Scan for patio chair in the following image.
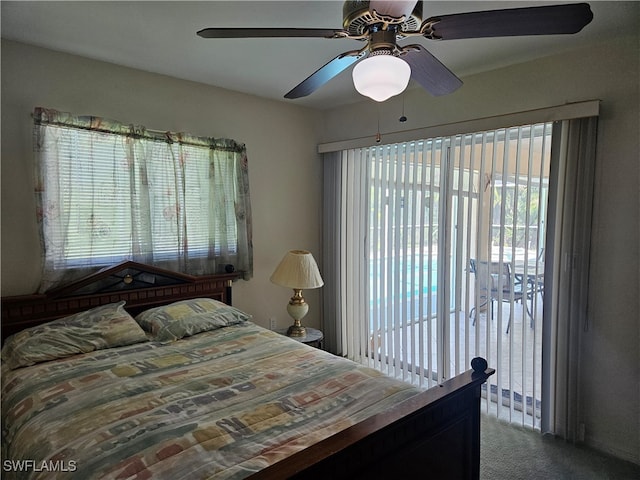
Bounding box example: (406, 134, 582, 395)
(469, 259, 533, 334)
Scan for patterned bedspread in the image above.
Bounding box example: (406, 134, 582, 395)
(2, 322, 422, 479)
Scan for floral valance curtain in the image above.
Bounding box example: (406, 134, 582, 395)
(33, 107, 252, 292)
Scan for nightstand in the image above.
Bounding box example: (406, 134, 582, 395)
(276, 327, 324, 349)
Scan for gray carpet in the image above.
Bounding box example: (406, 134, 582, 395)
(480, 414, 640, 479)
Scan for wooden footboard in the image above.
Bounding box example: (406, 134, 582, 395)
(251, 362, 494, 480)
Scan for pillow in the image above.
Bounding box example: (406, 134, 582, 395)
(1, 301, 148, 369)
(135, 298, 251, 342)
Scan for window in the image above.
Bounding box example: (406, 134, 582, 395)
(34, 107, 252, 291)
(323, 103, 599, 438)
(324, 123, 551, 423)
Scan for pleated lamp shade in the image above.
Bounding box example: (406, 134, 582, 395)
(270, 250, 324, 289)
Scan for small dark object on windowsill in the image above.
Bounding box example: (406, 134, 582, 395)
(225, 264, 235, 273)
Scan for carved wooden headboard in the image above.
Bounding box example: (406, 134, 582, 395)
(1, 261, 238, 341)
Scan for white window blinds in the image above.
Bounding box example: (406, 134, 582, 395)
(33, 107, 253, 292)
(324, 122, 554, 425)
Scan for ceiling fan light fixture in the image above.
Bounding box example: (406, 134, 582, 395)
(352, 53, 411, 102)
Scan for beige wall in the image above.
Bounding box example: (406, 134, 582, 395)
(2, 27, 638, 465)
(321, 33, 640, 464)
(0, 39, 324, 330)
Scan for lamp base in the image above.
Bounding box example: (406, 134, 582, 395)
(285, 290, 309, 337)
(287, 324, 307, 337)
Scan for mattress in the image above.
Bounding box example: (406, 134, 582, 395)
(2, 322, 422, 479)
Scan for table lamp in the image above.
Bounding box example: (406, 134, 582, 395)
(270, 250, 324, 337)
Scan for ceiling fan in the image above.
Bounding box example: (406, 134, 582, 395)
(197, 1, 593, 102)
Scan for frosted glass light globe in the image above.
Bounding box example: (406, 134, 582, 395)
(352, 55, 411, 102)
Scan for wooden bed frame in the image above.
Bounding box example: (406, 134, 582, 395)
(1, 261, 494, 480)
(0, 261, 237, 339)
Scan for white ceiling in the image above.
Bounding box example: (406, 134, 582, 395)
(1, 1, 637, 110)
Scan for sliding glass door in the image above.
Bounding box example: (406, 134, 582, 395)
(324, 122, 552, 427)
(447, 124, 551, 427)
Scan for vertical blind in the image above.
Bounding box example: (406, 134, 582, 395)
(541, 117, 598, 441)
(324, 122, 552, 425)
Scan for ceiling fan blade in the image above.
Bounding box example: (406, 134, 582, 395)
(197, 27, 345, 39)
(423, 3, 593, 40)
(402, 44, 463, 96)
(370, 0, 418, 19)
(285, 49, 366, 99)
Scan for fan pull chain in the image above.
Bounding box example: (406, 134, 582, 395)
(399, 93, 407, 123)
